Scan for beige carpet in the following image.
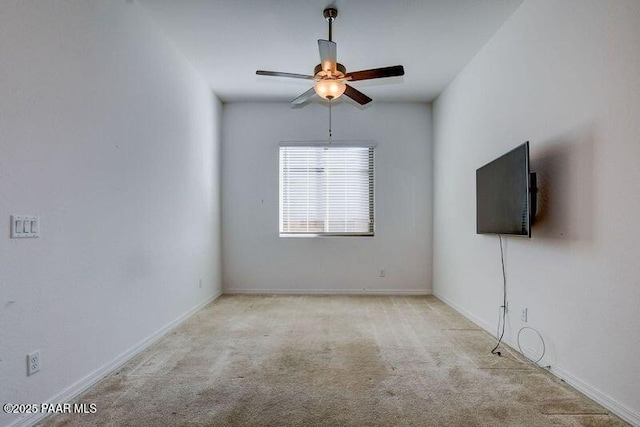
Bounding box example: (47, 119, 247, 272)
(39, 295, 627, 426)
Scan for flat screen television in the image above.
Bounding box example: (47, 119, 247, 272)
(476, 142, 536, 237)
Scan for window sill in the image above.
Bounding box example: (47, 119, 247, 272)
(279, 233, 375, 238)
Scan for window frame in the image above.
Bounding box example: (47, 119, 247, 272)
(278, 141, 376, 238)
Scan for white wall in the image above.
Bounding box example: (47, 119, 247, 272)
(432, 0, 640, 422)
(222, 102, 431, 294)
(0, 2, 222, 426)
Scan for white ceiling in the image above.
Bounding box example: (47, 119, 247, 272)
(137, 0, 523, 103)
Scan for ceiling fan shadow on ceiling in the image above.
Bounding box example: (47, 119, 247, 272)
(256, 6, 405, 107)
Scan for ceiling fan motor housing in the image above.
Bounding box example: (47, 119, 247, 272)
(314, 63, 346, 77)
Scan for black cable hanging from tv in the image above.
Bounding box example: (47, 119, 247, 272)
(491, 235, 507, 356)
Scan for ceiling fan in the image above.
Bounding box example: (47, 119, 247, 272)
(256, 7, 405, 106)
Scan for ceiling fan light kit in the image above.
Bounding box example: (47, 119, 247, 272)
(256, 6, 405, 106)
(314, 80, 346, 100)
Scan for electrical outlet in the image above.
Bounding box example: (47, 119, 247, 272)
(379, 269, 385, 277)
(520, 307, 528, 322)
(27, 350, 41, 376)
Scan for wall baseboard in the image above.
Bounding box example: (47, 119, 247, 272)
(8, 291, 222, 427)
(547, 364, 640, 426)
(224, 288, 431, 296)
(433, 290, 640, 426)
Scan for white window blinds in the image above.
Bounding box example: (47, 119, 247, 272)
(279, 145, 375, 236)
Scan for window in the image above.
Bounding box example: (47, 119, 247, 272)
(279, 143, 375, 236)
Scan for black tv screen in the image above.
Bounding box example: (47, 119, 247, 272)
(476, 142, 533, 237)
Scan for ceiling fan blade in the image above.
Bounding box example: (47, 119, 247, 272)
(344, 84, 372, 105)
(256, 70, 315, 80)
(344, 65, 404, 82)
(318, 39, 337, 73)
(291, 87, 317, 106)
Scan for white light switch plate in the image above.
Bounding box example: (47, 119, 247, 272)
(10, 215, 40, 238)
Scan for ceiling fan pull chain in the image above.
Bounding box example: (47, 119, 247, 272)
(329, 100, 332, 142)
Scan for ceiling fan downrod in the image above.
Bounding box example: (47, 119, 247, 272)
(323, 7, 338, 42)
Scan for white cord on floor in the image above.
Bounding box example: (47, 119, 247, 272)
(517, 326, 546, 365)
